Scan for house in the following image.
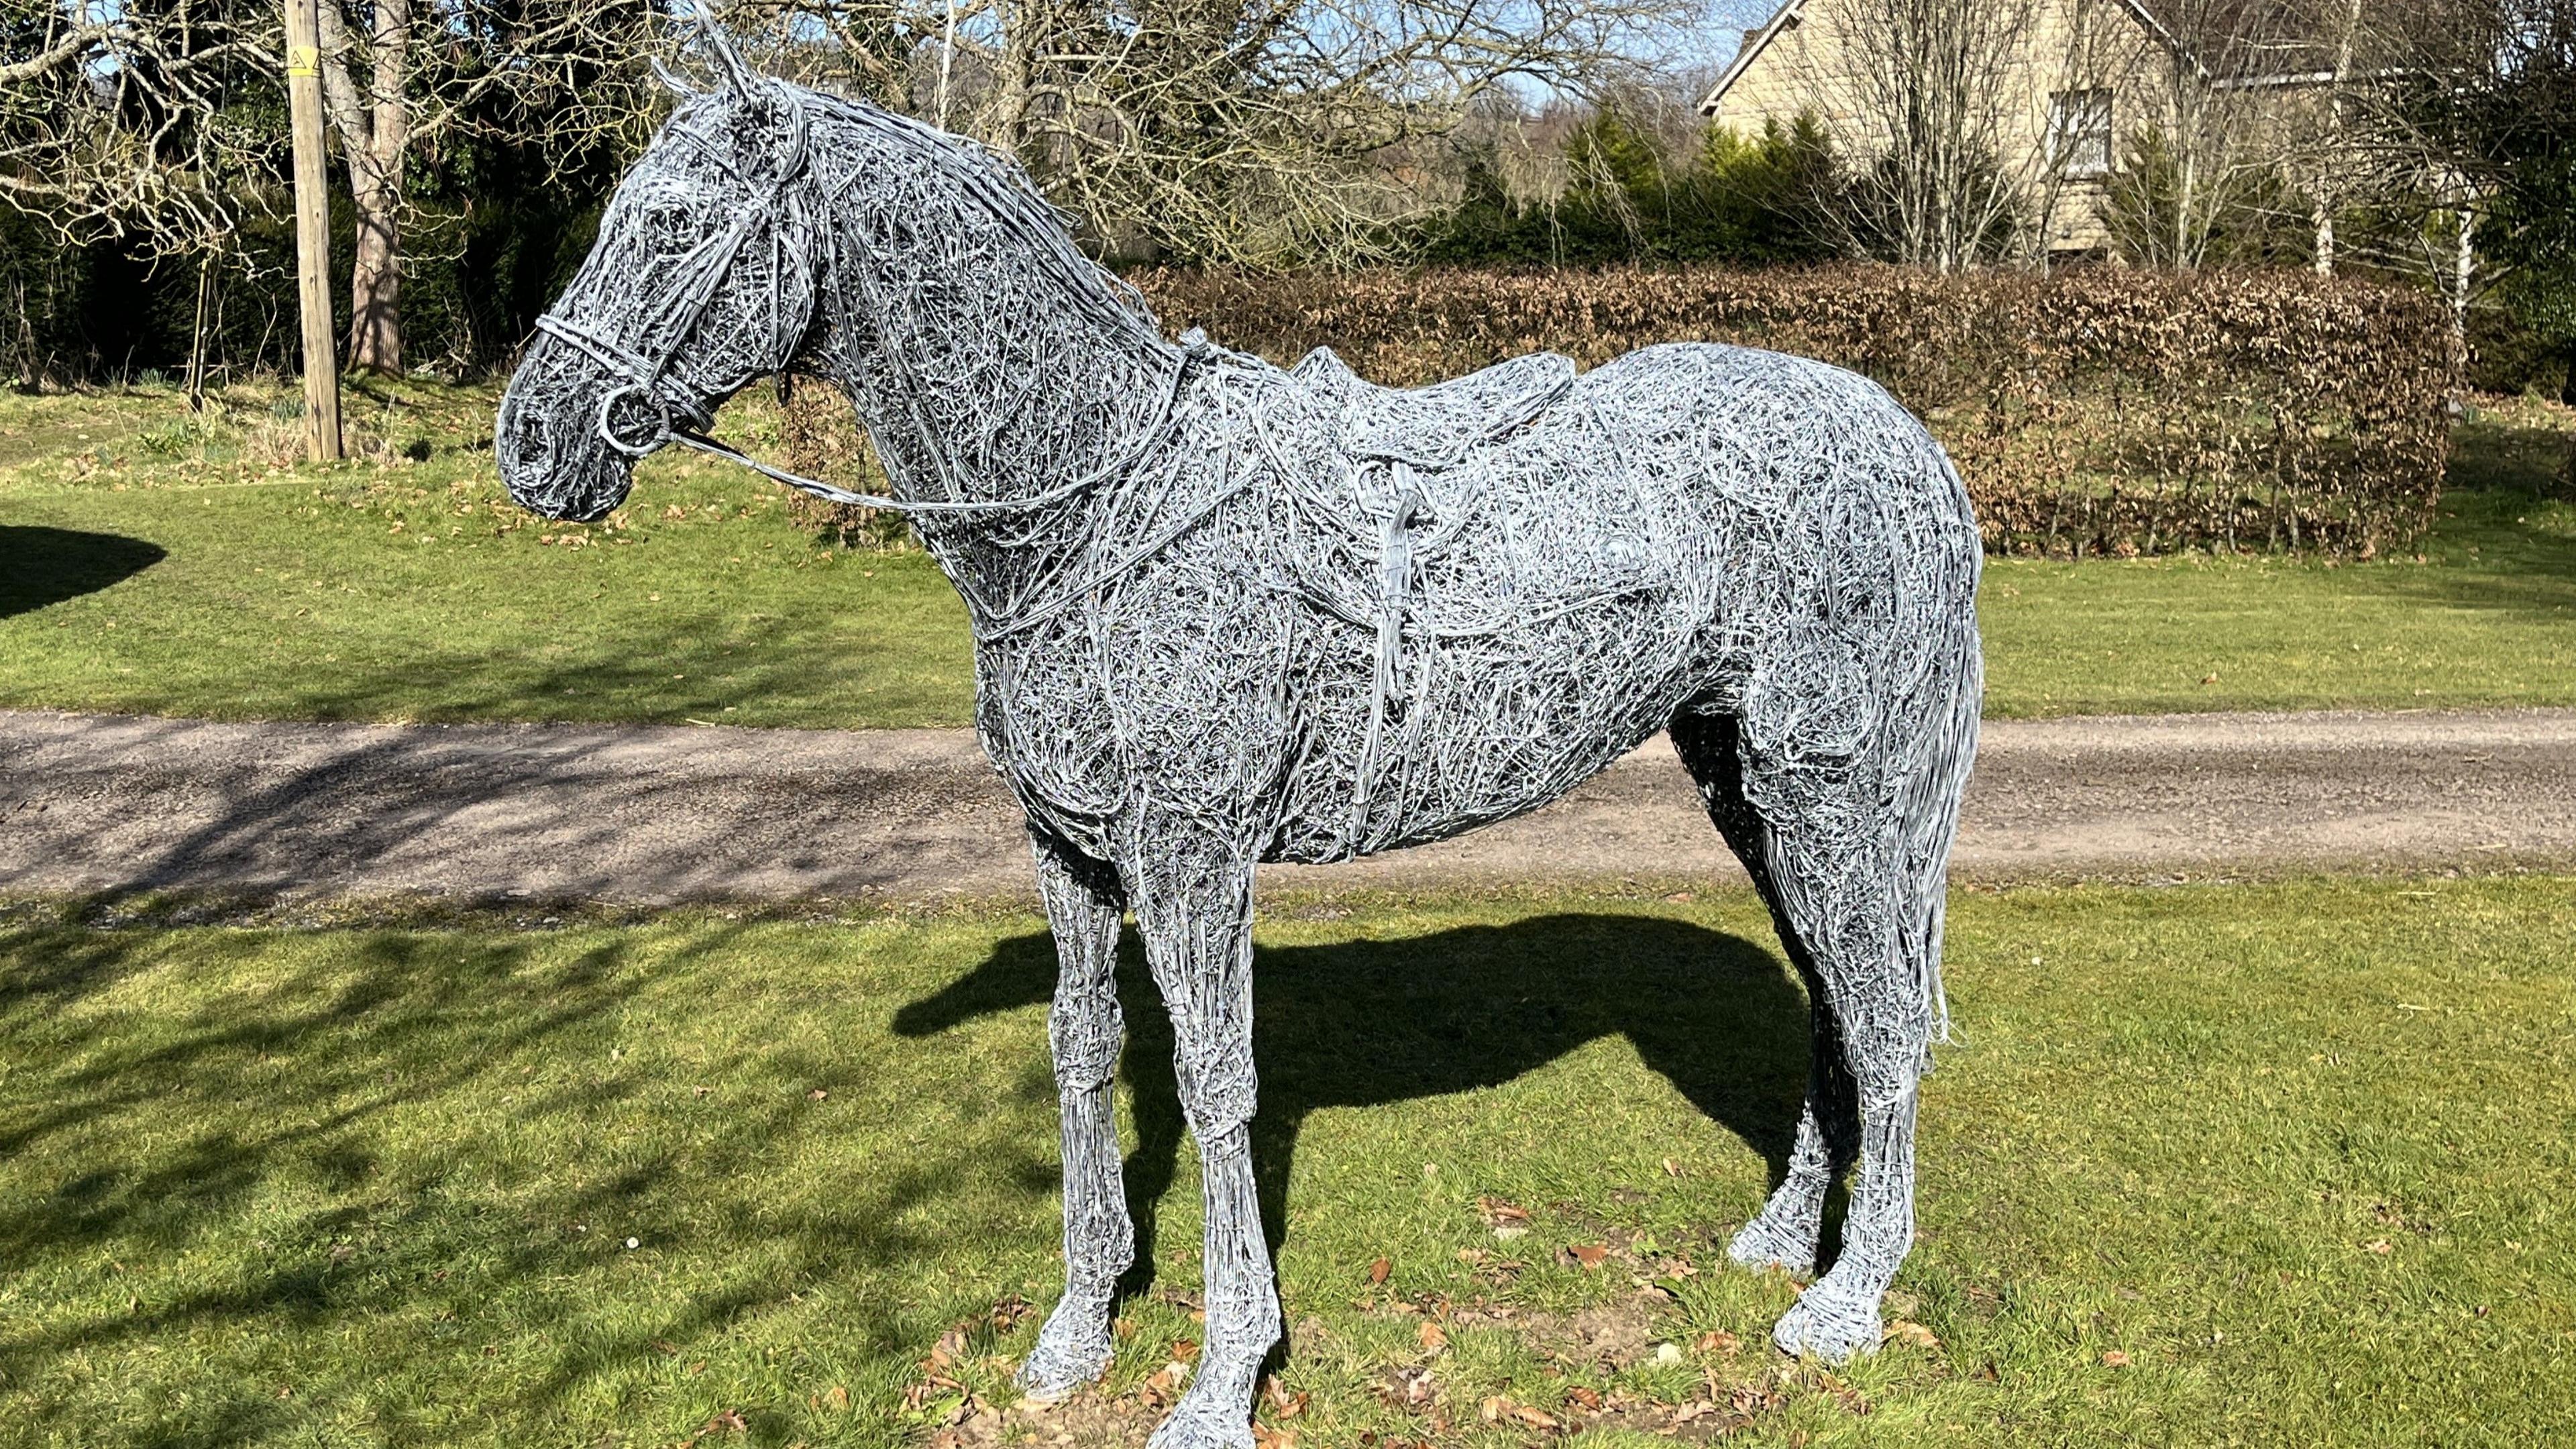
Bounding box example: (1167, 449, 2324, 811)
(1697, 0, 2377, 257)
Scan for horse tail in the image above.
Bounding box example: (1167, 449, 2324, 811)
(1896, 447, 1984, 1067)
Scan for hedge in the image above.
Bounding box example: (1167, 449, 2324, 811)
(1132, 265, 2457, 557)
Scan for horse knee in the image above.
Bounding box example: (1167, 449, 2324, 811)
(1049, 989, 1124, 1090)
(1172, 1046, 1257, 1140)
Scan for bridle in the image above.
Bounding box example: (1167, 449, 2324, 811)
(533, 87, 814, 472)
(531, 83, 1199, 521)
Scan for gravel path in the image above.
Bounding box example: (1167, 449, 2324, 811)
(5, 708, 2571, 906)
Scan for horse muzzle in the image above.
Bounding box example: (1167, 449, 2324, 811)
(494, 361, 639, 524)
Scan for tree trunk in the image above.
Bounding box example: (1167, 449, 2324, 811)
(347, 166, 402, 374)
(186, 247, 213, 412)
(317, 0, 410, 376)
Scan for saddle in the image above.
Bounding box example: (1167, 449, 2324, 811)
(1289, 346, 1575, 473)
(1280, 347, 1578, 857)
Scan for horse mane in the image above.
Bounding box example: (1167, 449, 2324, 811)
(784, 85, 1169, 352)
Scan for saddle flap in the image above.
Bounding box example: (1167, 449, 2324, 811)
(1292, 347, 1576, 471)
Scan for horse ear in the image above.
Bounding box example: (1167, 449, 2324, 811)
(697, 15, 761, 93)
(649, 56, 699, 100)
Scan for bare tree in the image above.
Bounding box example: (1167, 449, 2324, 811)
(828, 0, 1695, 264)
(314, 0, 411, 373)
(1786, 0, 2046, 270)
(2099, 0, 2324, 267)
(0, 1, 276, 257)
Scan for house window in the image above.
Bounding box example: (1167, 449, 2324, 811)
(2049, 89, 2113, 180)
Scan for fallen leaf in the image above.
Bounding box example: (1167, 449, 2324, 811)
(1368, 1256, 1391, 1285)
(1172, 1338, 1201, 1362)
(824, 1385, 850, 1410)
(1477, 1195, 1529, 1224)
(1728, 1385, 1769, 1413)
(1566, 1385, 1603, 1411)
(1695, 1330, 1741, 1355)
(1662, 1157, 1681, 1177)
(1263, 1376, 1311, 1418)
(1417, 1320, 1448, 1352)
(1510, 1405, 1561, 1430)
(1672, 1399, 1715, 1424)
(926, 1328, 969, 1371)
(806, 1087, 828, 1101)
(1564, 1242, 1611, 1270)
(2365, 1238, 2394, 1254)
(2102, 1350, 2132, 1367)
(1884, 1320, 1941, 1350)
(1385, 1366, 1438, 1408)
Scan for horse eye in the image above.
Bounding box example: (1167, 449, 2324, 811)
(642, 203, 698, 254)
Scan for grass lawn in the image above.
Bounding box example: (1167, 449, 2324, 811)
(3, 875, 2570, 1446)
(3, 381, 2572, 728)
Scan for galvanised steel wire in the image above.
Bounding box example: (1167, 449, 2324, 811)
(496, 40, 1984, 1447)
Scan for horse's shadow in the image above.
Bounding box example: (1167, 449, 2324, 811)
(895, 911, 1810, 1295)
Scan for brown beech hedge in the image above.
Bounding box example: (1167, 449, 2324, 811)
(1130, 265, 2455, 557)
(780, 266, 2455, 557)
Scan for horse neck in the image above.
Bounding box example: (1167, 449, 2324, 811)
(810, 113, 1181, 598)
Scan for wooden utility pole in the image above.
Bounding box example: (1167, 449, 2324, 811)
(284, 0, 343, 460)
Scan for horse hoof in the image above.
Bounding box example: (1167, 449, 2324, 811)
(1725, 1218, 1817, 1279)
(1770, 1289, 1880, 1363)
(1144, 1397, 1255, 1449)
(1017, 1325, 1114, 1399)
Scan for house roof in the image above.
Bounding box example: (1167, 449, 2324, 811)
(1696, 0, 1805, 117)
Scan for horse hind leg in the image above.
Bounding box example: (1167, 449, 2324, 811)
(1669, 710, 1858, 1280)
(1756, 790, 1932, 1357)
(1673, 703, 1957, 1361)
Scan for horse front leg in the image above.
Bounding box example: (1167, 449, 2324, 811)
(1124, 843, 1273, 1449)
(1018, 832, 1135, 1398)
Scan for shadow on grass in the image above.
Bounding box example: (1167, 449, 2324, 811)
(0, 525, 166, 617)
(899, 913, 1810, 1294)
(0, 910, 1799, 1440)
(0, 918, 946, 1440)
(2385, 423, 2576, 621)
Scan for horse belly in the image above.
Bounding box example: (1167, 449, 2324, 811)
(1263, 606, 1711, 865)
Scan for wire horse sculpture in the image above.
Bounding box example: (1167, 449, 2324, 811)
(497, 36, 1982, 1449)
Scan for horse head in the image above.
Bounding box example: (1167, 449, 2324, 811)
(496, 32, 822, 521)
